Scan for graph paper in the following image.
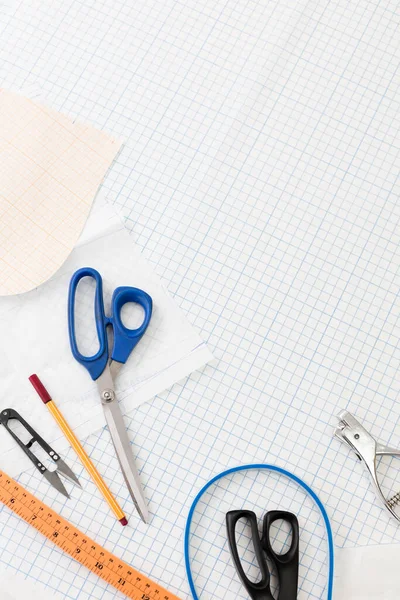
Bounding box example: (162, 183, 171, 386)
(1, 0, 400, 598)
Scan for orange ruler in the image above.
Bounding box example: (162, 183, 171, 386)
(0, 470, 181, 600)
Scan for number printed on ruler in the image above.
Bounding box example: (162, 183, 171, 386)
(0, 471, 181, 600)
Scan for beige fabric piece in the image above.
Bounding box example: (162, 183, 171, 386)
(0, 89, 121, 295)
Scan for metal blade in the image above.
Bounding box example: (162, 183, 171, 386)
(56, 458, 82, 488)
(43, 469, 70, 498)
(109, 360, 123, 381)
(102, 400, 149, 523)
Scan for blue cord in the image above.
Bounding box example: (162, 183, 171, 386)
(184, 464, 334, 600)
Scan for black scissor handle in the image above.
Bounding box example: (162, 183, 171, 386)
(262, 510, 299, 600)
(226, 510, 274, 600)
(0, 408, 59, 476)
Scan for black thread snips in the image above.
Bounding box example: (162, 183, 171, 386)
(0, 408, 81, 498)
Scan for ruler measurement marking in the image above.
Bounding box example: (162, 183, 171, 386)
(0, 472, 179, 600)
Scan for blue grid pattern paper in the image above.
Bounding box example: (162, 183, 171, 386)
(1, 0, 400, 598)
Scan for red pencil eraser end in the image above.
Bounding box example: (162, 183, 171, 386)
(119, 517, 128, 526)
(29, 374, 52, 404)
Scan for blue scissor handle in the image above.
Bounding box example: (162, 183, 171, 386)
(110, 285, 152, 364)
(68, 267, 109, 381)
(68, 267, 153, 381)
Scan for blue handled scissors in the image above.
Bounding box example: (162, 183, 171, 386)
(68, 267, 153, 523)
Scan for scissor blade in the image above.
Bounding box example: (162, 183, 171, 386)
(43, 469, 70, 498)
(102, 400, 149, 523)
(56, 458, 82, 488)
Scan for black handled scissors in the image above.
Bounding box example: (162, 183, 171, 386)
(226, 510, 299, 600)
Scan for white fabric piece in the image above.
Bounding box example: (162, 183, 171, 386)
(1, 565, 63, 600)
(335, 544, 400, 599)
(0, 198, 212, 477)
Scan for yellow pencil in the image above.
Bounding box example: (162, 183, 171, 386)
(29, 374, 128, 526)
